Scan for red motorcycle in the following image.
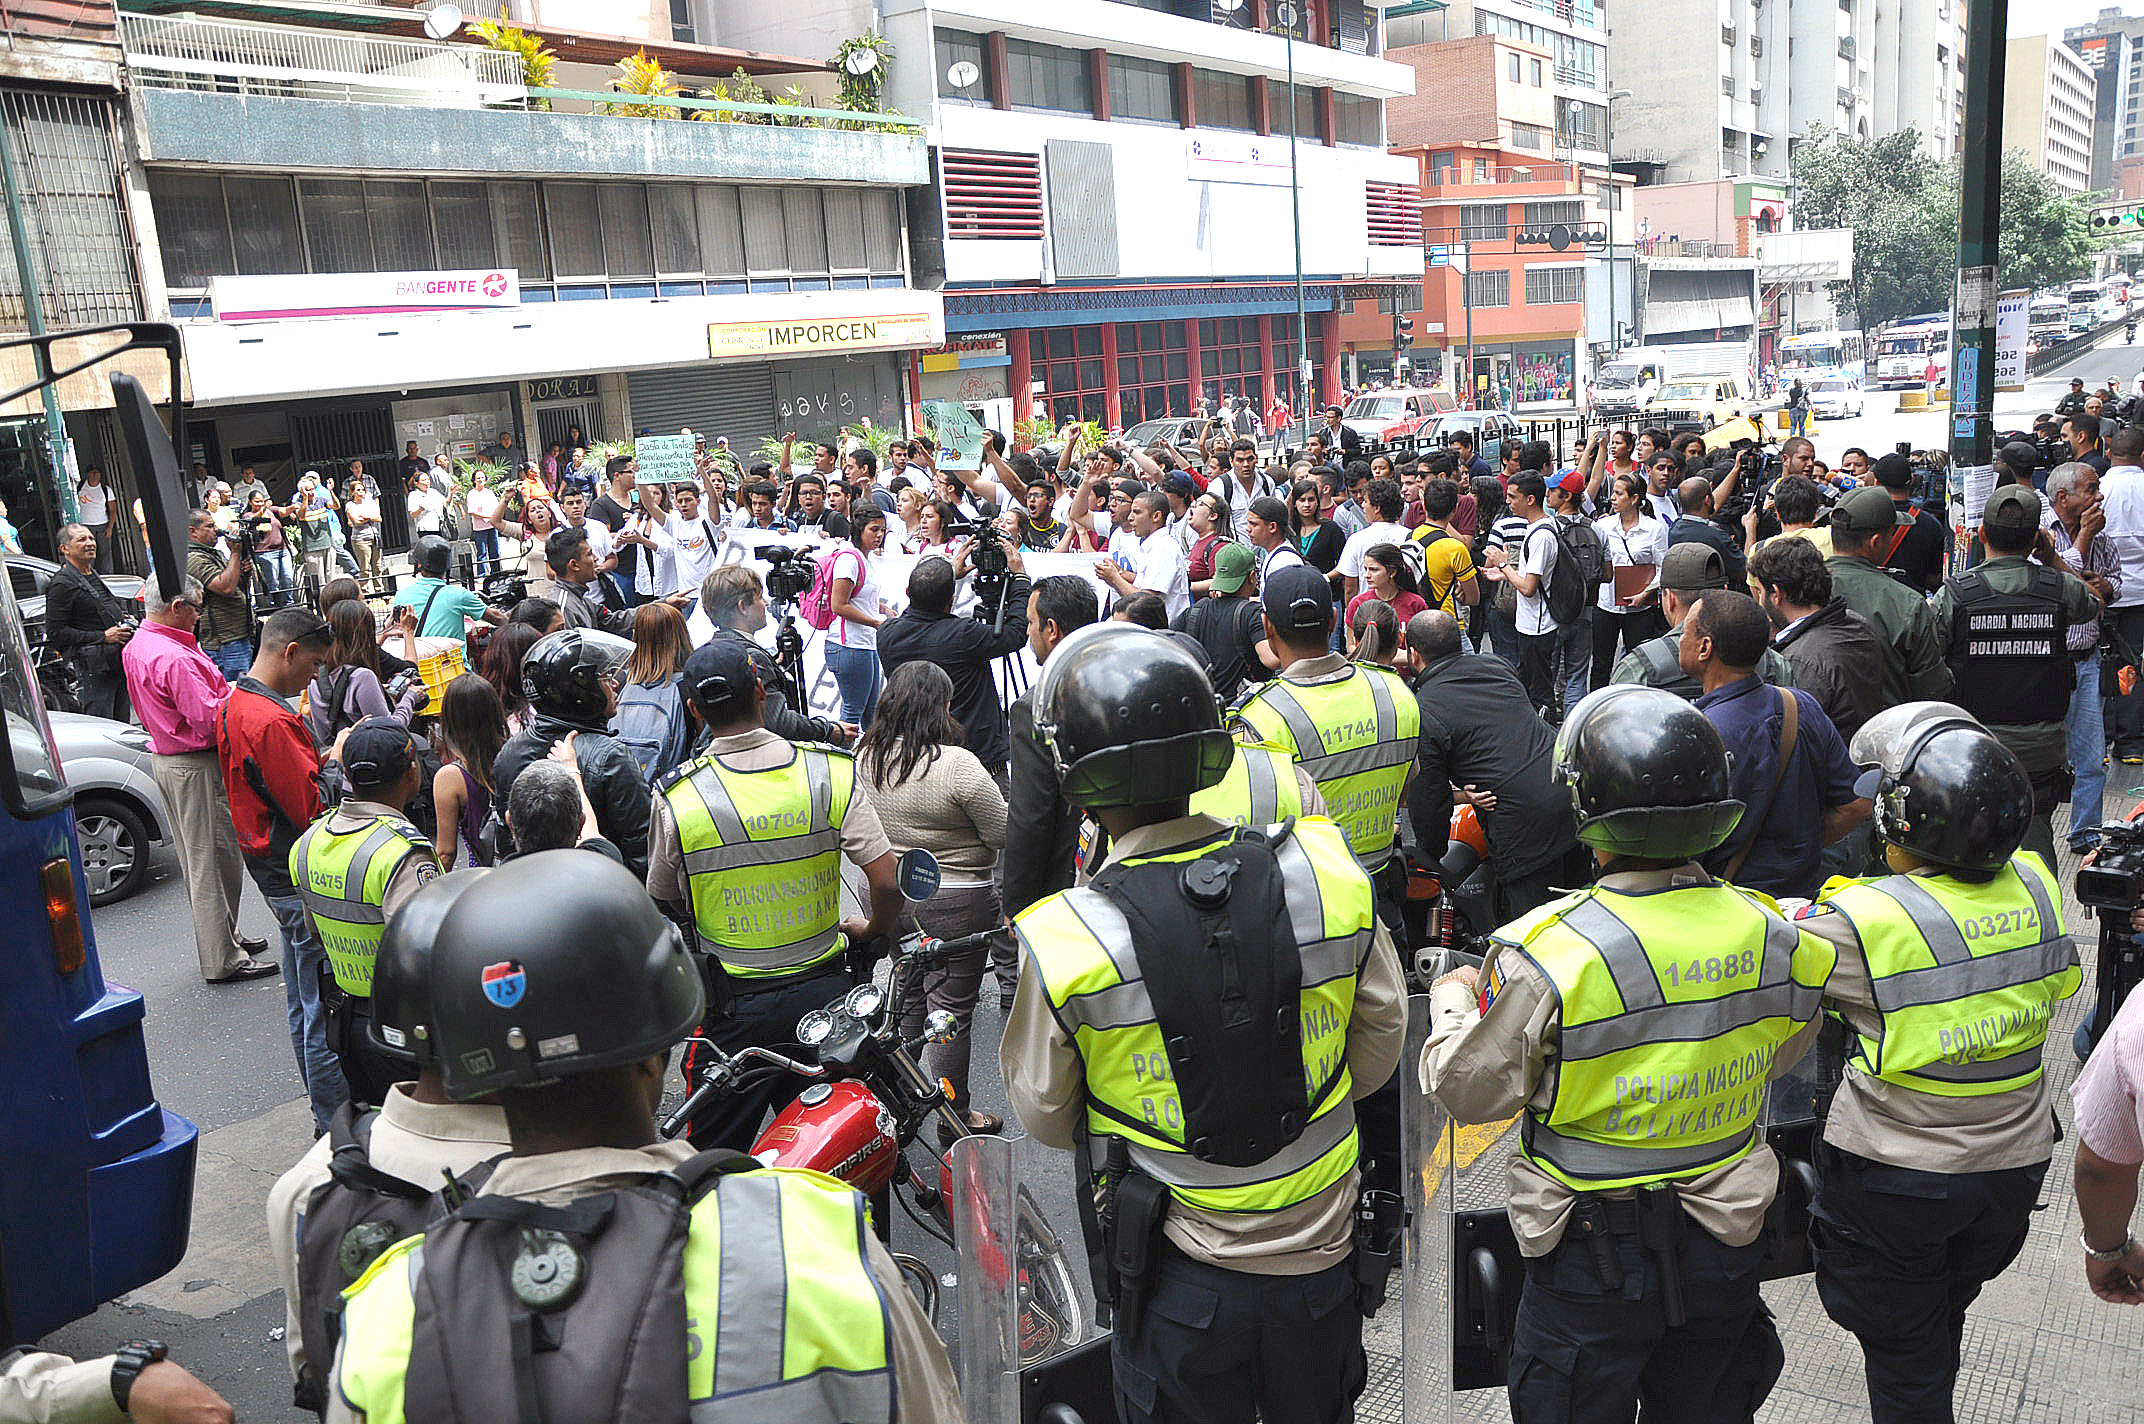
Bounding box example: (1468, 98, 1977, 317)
(658, 864, 1090, 1365)
(1402, 802, 1500, 986)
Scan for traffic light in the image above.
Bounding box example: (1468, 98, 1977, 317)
(1394, 314, 1416, 352)
(2093, 208, 2144, 230)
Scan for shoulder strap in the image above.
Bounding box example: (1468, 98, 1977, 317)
(1950, 569, 1993, 605)
(1639, 637, 1678, 680)
(671, 1146, 761, 1197)
(1879, 520, 1912, 566)
(1722, 688, 1799, 883)
(417, 580, 449, 631)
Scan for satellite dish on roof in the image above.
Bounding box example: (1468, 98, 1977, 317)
(842, 47, 882, 77)
(421, 3, 464, 41)
(945, 60, 980, 90)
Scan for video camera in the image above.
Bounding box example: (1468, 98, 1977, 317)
(238, 513, 274, 554)
(947, 518, 1018, 631)
(761, 544, 820, 606)
(480, 570, 529, 610)
(2075, 818, 2144, 1059)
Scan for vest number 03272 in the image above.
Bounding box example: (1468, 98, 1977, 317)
(1662, 950, 1758, 987)
(1960, 908, 2037, 941)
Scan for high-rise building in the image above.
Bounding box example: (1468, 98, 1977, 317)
(2066, 7, 2144, 183)
(1386, 0, 1610, 164)
(2006, 36, 2098, 196)
(1607, 0, 1968, 186)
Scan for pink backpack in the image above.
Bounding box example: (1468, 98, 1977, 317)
(797, 546, 846, 631)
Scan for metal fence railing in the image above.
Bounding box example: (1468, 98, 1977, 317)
(120, 11, 525, 107)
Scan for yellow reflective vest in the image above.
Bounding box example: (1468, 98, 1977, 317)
(1232, 662, 1419, 868)
(660, 744, 856, 979)
(290, 812, 431, 996)
(1015, 817, 1375, 1213)
(1501, 879, 1834, 1192)
(335, 1167, 893, 1424)
(1190, 740, 1307, 827)
(1815, 854, 2079, 1098)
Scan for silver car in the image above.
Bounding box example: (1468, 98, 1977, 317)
(51, 710, 171, 905)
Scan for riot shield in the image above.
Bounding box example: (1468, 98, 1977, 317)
(1756, 1016, 1843, 1280)
(950, 1132, 1109, 1424)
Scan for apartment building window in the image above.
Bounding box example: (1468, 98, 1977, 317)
(1459, 203, 1507, 241)
(1509, 52, 1522, 82)
(1334, 92, 1382, 146)
(936, 29, 991, 105)
(1531, 58, 1544, 86)
(1280, 88, 1324, 141)
(1007, 38, 1092, 115)
(1511, 122, 1547, 151)
(1559, 98, 1605, 149)
(1722, 75, 1735, 97)
(1109, 54, 1179, 124)
(1194, 70, 1257, 132)
(1466, 270, 1510, 307)
(1523, 201, 1585, 227)
(1524, 266, 1583, 305)
(145, 171, 905, 291)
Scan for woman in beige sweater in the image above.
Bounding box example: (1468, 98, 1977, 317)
(855, 661, 1009, 1135)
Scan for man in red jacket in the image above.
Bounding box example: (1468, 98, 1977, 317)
(216, 606, 346, 1133)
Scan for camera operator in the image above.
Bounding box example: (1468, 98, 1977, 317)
(186, 508, 255, 682)
(878, 553, 1030, 780)
(696, 564, 854, 747)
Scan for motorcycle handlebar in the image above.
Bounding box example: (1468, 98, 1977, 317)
(907, 928, 1002, 965)
(659, 1041, 825, 1140)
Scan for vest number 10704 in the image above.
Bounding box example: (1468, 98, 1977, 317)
(1664, 950, 1758, 987)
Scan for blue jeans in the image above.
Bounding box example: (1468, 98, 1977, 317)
(2070, 652, 2108, 850)
(264, 887, 348, 1134)
(1485, 602, 1521, 668)
(1789, 407, 1808, 435)
(471, 526, 499, 577)
(824, 640, 882, 727)
(256, 548, 294, 607)
(1554, 611, 1592, 721)
(209, 638, 253, 683)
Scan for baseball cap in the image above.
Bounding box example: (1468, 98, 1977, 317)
(342, 717, 416, 790)
(1871, 452, 1915, 491)
(1211, 542, 1257, 595)
(1553, 468, 1586, 494)
(1162, 472, 1198, 501)
(681, 639, 762, 714)
(1997, 441, 2041, 478)
(1982, 484, 2043, 535)
(1660, 543, 1728, 593)
(1831, 486, 1911, 537)
(1263, 563, 1334, 634)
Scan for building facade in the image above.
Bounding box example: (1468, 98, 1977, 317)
(1610, 0, 1967, 186)
(2067, 7, 2144, 180)
(121, 8, 934, 549)
(2005, 36, 2098, 197)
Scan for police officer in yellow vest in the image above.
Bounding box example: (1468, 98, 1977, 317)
(1002, 622, 1407, 1424)
(647, 638, 901, 1149)
(1422, 685, 1834, 1424)
(1232, 564, 1420, 896)
(1791, 702, 2080, 1424)
(327, 851, 964, 1424)
(268, 870, 510, 1414)
(290, 717, 439, 1106)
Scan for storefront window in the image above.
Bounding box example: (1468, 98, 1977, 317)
(1512, 348, 1575, 403)
(1199, 316, 1264, 404)
(490, 181, 547, 281)
(1193, 71, 1256, 132)
(1116, 321, 1189, 424)
(432, 181, 496, 269)
(365, 180, 435, 271)
(1035, 326, 1107, 425)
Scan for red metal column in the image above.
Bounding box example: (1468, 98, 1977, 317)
(1258, 314, 1278, 414)
(1009, 328, 1034, 424)
(1320, 310, 1342, 410)
(1184, 317, 1206, 415)
(1101, 321, 1124, 431)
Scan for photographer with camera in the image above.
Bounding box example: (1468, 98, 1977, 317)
(879, 554, 1030, 779)
(306, 601, 424, 747)
(45, 521, 136, 722)
(186, 508, 255, 682)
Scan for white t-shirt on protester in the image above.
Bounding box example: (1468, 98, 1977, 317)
(1338, 520, 1411, 581)
(408, 487, 447, 534)
(626, 512, 676, 594)
(1592, 511, 1669, 613)
(1260, 543, 1308, 582)
(828, 542, 884, 649)
(568, 516, 612, 564)
(668, 513, 724, 593)
(77, 483, 109, 525)
(1132, 527, 1191, 620)
(1514, 517, 1559, 636)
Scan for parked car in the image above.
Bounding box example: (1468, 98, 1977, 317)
(1121, 416, 1217, 462)
(1413, 410, 1526, 465)
(1806, 377, 1867, 420)
(51, 710, 170, 905)
(1642, 374, 1754, 433)
(1334, 386, 1460, 448)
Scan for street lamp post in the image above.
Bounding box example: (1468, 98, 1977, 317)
(1280, 1, 1308, 420)
(1603, 88, 1633, 360)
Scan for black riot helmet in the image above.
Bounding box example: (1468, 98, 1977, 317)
(426, 850, 703, 1101)
(369, 868, 489, 1068)
(520, 627, 633, 727)
(1849, 701, 2031, 873)
(412, 533, 453, 579)
(1555, 685, 1745, 860)
(1030, 622, 1235, 809)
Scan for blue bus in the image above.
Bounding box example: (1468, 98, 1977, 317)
(0, 327, 198, 1348)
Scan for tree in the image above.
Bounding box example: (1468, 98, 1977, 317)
(1790, 126, 2100, 332)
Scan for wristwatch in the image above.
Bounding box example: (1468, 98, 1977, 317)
(2080, 1231, 2137, 1262)
(109, 1339, 167, 1412)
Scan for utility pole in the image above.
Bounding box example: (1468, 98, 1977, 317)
(1282, 2, 1309, 418)
(0, 117, 81, 526)
(1948, 0, 2006, 521)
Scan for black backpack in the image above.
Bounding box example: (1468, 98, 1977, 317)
(1546, 517, 1608, 625)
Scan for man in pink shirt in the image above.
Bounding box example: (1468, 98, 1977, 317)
(121, 577, 276, 984)
(2074, 942, 2144, 1306)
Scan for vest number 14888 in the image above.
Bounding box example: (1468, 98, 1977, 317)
(1663, 950, 1758, 987)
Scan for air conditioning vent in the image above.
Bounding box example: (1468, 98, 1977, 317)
(1365, 182, 1425, 247)
(941, 149, 1045, 241)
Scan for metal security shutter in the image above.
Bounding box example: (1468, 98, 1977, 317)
(1045, 139, 1118, 279)
(626, 363, 777, 446)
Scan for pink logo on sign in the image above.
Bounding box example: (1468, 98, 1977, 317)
(482, 272, 509, 298)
